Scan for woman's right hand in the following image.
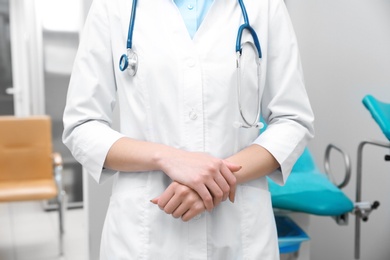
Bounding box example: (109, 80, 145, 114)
(157, 150, 240, 211)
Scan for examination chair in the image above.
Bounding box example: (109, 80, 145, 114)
(0, 116, 66, 255)
(269, 147, 354, 217)
(270, 146, 354, 257)
(270, 94, 390, 259)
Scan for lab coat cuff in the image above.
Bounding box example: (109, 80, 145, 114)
(98, 167, 119, 184)
(253, 123, 310, 186)
(87, 132, 125, 184)
(72, 122, 125, 184)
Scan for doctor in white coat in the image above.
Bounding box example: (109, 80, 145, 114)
(63, 0, 314, 259)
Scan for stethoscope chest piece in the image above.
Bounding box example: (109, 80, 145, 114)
(119, 48, 138, 76)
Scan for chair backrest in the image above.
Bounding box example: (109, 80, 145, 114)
(0, 116, 53, 182)
(362, 95, 390, 141)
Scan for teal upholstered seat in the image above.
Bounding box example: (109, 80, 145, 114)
(269, 148, 354, 216)
(362, 95, 390, 141)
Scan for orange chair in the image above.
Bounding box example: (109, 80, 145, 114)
(0, 115, 66, 255)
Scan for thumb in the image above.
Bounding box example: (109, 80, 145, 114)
(223, 160, 242, 173)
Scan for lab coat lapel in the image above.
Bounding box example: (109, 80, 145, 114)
(193, 0, 240, 57)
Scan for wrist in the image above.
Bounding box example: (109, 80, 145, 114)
(151, 144, 180, 173)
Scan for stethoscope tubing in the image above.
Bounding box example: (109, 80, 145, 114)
(127, 0, 138, 49)
(235, 0, 263, 128)
(236, 24, 262, 59)
(236, 0, 262, 58)
(236, 51, 262, 128)
(121, 0, 263, 129)
(119, 0, 138, 73)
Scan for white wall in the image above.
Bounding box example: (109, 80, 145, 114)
(285, 0, 390, 259)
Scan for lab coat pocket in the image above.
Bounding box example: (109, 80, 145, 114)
(101, 186, 150, 260)
(238, 185, 279, 259)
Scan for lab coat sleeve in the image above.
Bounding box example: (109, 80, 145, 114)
(62, 0, 125, 183)
(253, 0, 315, 185)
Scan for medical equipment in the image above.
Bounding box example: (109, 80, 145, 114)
(235, 0, 263, 128)
(269, 94, 390, 259)
(119, 0, 138, 76)
(119, 0, 263, 129)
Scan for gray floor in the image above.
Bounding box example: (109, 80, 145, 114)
(0, 201, 87, 260)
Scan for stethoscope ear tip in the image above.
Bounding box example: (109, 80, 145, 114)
(256, 122, 265, 129)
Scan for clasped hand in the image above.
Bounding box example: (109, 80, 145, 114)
(152, 151, 240, 221)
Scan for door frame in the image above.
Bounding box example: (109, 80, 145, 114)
(9, 0, 44, 116)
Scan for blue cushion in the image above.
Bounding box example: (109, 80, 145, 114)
(362, 95, 390, 141)
(269, 148, 354, 216)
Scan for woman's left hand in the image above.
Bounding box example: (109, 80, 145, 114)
(151, 181, 206, 222)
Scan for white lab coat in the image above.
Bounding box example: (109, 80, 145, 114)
(63, 0, 314, 259)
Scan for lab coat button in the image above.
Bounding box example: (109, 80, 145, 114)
(187, 4, 194, 10)
(189, 110, 198, 120)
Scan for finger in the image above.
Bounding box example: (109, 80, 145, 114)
(163, 193, 182, 214)
(194, 184, 214, 211)
(150, 197, 159, 204)
(171, 203, 189, 219)
(207, 179, 225, 207)
(220, 164, 237, 203)
(223, 160, 242, 173)
(181, 202, 205, 222)
(157, 185, 176, 210)
(229, 184, 236, 203)
(220, 163, 237, 190)
(214, 175, 230, 202)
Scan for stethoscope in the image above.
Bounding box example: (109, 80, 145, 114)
(119, 0, 263, 129)
(119, 0, 138, 76)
